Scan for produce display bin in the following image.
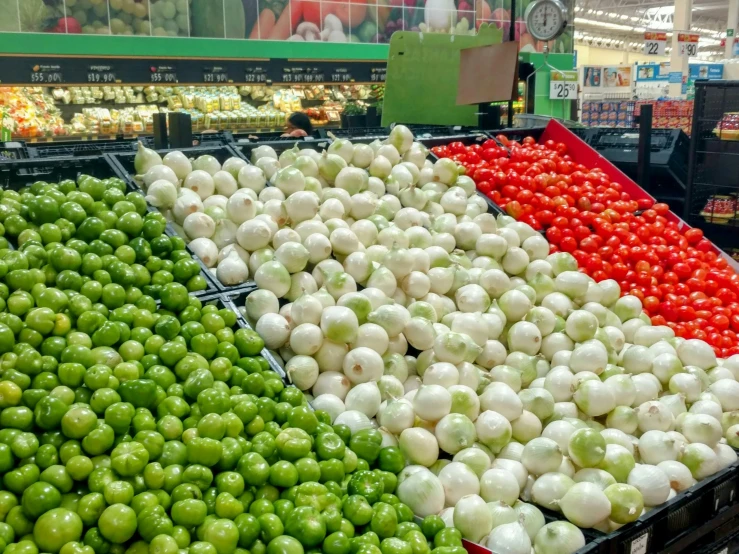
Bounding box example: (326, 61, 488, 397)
(109, 144, 247, 191)
(230, 138, 331, 163)
(161, 222, 222, 297)
(26, 138, 142, 159)
(582, 459, 739, 554)
(0, 155, 139, 194)
(0, 155, 219, 298)
(180, 289, 287, 381)
(0, 142, 28, 160)
(231, 130, 322, 142)
(532, 119, 739, 270)
(218, 286, 288, 380)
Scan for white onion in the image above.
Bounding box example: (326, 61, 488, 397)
(627, 464, 671, 506)
(559, 482, 611, 528)
(480, 468, 520, 505)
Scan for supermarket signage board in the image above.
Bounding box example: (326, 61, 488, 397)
(677, 32, 700, 57)
(0, 56, 388, 86)
(644, 31, 667, 56)
(382, 24, 504, 127)
(549, 71, 578, 100)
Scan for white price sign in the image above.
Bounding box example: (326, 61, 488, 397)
(630, 533, 649, 554)
(549, 71, 578, 100)
(644, 31, 667, 55)
(677, 32, 700, 57)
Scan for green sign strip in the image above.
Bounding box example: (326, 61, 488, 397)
(0, 33, 389, 61)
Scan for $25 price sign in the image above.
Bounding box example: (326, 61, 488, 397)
(549, 71, 578, 100)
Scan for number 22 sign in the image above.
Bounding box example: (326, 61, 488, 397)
(644, 31, 667, 55)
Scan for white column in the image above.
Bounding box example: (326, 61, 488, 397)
(669, 0, 692, 97)
(727, 0, 739, 59)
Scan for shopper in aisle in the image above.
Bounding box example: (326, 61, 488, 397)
(282, 111, 313, 137)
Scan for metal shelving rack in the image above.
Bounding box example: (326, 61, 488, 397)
(685, 81, 739, 255)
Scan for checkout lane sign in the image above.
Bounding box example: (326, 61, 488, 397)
(677, 32, 700, 57)
(644, 31, 667, 56)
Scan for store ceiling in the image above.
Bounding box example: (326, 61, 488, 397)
(573, 0, 730, 59)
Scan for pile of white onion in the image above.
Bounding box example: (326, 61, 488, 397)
(177, 127, 739, 554)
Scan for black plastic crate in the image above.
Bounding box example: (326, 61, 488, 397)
(1, 142, 28, 161)
(141, 132, 231, 149)
(27, 138, 141, 159)
(325, 127, 389, 140)
(170, 290, 287, 381)
(584, 460, 739, 554)
(0, 155, 137, 193)
(0, 155, 219, 297)
(486, 127, 546, 147)
(162, 219, 256, 295)
(231, 130, 322, 142)
(109, 144, 247, 191)
(416, 132, 489, 149)
(231, 137, 330, 163)
(218, 286, 288, 380)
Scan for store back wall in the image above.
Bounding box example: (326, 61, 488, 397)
(576, 44, 669, 67)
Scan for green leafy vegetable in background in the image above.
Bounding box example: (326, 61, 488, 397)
(18, 0, 56, 32)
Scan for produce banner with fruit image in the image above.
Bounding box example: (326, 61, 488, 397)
(0, 0, 572, 53)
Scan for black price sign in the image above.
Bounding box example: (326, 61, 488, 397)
(204, 66, 229, 83)
(87, 65, 116, 84)
(331, 68, 352, 82)
(31, 64, 63, 84)
(245, 67, 268, 83)
(281, 66, 327, 84)
(151, 65, 178, 84)
(370, 67, 386, 82)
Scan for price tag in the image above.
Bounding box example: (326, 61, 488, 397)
(370, 68, 387, 82)
(677, 32, 700, 57)
(31, 64, 63, 84)
(245, 66, 268, 83)
(87, 65, 116, 84)
(644, 31, 667, 55)
(630, 533, 648, 554)
(151, 66, 177, 83)
(549, 70, 577, 100)
(331, 68, 353, 83)
(204, 67, 229, 83)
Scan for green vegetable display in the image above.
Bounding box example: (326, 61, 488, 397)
(0, 174, 461, 554)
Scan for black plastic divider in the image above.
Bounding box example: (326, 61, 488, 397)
(217, 286, 287, 380)
(141, 132, 231, 149)
(231, 131, 323, 143)
(107, 145, 256, 294)
(0, 155, 219, 297)
(183, 289, 287, 382)
(230, 137, 330, 162)
(27, 138, 141, 159)
(161, 221, 233, 296)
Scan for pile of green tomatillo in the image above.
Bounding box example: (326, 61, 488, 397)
(0, 174, 209, 302)
(0, 176, 466, 554)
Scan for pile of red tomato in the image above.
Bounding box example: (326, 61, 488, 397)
(431, 136, 739, 357)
